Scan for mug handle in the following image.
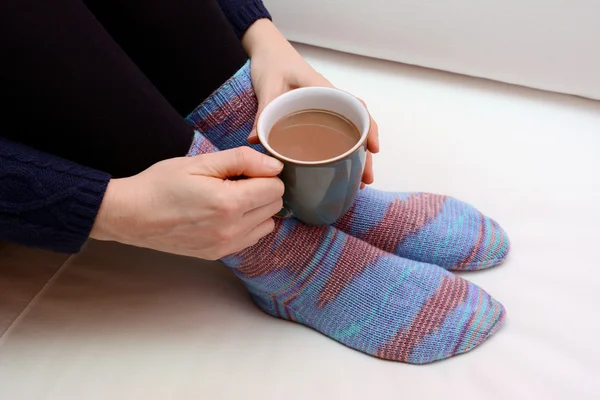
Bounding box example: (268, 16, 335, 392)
(274, 201, 294, 219)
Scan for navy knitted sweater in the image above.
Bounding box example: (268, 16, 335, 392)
(0, 0, 271, 254)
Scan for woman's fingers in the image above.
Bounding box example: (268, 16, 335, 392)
(230, 175, 285, 212)
(241, 217, 277, 249)
(362, 151, 374, 187)
(367, 115, 380, 153)
(243, 198, 283, 231)
(356, 98, 380, 154)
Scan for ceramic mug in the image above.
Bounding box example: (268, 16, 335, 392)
(257, 87, 370, 226)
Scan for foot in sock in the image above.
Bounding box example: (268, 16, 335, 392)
(185, 60, 511, 271)
(185, 95, 506, 363)
(335, 188, 510, 271)
(223, 218, 505, 364)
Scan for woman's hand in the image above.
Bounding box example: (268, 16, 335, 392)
(242, 19, 379, 187)
(90, 147, 284, 260)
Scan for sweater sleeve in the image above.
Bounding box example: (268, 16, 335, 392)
(217, 0, 272, 38)
(0, 136, 111, 254)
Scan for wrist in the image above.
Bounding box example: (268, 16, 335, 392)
(89, 178, 129, 242)
(241, 18, 287, 56)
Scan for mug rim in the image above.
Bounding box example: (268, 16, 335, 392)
(256, 87, 370, 166)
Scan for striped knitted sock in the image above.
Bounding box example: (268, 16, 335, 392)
(186, 87, 506, 364)
(224, 218, 505, 364)
(185, 60, 510, 271)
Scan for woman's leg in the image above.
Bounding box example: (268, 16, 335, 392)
(82, 0, 248, 116)
(1, 0, 196, 178)
(2, 1, 505, 362)
(79, 0, 510, 272)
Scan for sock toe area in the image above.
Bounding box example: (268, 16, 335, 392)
(374, 272, 506, 364)
(442, 294, 506, 362)
(391, 196, 511, 271)
(452, 213, 511, 271)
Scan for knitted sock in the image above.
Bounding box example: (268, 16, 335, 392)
(225, 218, 505, 364)
(185, 60, 510, 271)
(185, 79, 506, 364)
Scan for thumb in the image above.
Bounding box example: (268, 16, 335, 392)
(194, 147, 283, 179)
(248, 85, 284, 144)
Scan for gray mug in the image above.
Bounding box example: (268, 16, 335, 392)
(257, 87, 370, 226)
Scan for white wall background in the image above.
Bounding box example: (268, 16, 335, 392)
(265, 0, 600, 100)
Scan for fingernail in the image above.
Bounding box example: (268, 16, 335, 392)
(266, 157, 284, 170)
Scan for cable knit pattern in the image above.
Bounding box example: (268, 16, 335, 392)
(0, 137, 110, 253)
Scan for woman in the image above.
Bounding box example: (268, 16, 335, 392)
(0, 0, 509, 364)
